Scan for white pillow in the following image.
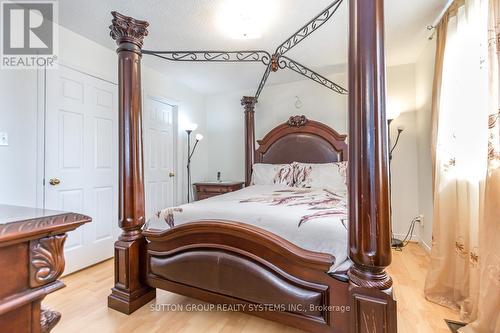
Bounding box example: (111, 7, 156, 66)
(293, 162, 348, 190)
(251, 163, 294, 186)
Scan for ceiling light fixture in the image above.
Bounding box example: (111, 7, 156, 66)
(216, 0, 277, 39)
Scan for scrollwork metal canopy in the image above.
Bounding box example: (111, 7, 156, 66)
(142, 0, 347, 100)
(143, 50, 271, 64)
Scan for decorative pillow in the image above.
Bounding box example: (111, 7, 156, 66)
(293, 162, 348, 189)
(251, 163, 294, 186)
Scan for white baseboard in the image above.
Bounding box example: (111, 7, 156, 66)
(393, 233, 432, 254)
(393, 233, 420, 243)
(419, 239, 432, 253)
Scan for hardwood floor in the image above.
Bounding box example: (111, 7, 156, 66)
(45, 243, 459, 333)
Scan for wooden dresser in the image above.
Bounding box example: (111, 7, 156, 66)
(0, 205, 90, 333)
(193, 181, 244, 201)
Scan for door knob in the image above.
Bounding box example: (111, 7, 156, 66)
(49, 178, 61, 186)
(169, 172, 175, 178)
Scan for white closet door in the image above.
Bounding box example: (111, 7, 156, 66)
(44, 66, 119, 274)
(144, 97, 176, 220)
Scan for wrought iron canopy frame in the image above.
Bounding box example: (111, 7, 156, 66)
(142, 0, 347, 100)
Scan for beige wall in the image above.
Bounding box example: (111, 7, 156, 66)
(386, 65, 421, 240)
(0, 70, 40, 207)
(415, 39, 437, 251)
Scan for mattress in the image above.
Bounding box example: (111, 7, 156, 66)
(145, 184, 351, 273)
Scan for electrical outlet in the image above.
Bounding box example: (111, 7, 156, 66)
(417, 214, 424, 227)
(0, 132, 8, 146)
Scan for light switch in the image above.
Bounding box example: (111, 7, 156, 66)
(0, 132, 8, 146)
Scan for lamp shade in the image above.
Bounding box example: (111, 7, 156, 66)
(386, 101, 401, 120)
(184, 122, 198, 132)
(195, 133, 204, 141)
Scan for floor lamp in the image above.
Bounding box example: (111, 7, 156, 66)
(387, 110, 405, 248)
(185, 123, 203, 203)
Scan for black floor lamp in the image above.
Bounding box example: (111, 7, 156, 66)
(387, 111, 405, 248)
(185, 124, 203, 203)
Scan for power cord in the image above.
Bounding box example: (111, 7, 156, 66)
(392, 216, 422, 251)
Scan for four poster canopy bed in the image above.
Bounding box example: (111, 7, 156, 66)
(107, 1, 396, 332)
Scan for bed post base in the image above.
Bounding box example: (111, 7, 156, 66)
(348, 265, 396, 333)
(349, 285, 397, 333)
(108, 12, 155, 315)
(108, 232, 156, 314)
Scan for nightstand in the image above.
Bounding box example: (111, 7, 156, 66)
(193, 181, 244, 201)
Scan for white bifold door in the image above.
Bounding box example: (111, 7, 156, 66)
(44, 66, 119, 274)
(44, 66, 178, 274)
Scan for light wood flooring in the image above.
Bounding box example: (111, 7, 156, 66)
(45, 243, 460, 333)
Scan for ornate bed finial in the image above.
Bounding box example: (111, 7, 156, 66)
(270, 54, 279, 72)
(109, 11, 149, 48)
(287, 115, 308, 127)
(241, 96, 257, 112)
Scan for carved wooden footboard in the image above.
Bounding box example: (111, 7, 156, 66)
(144, 221, 351, 333)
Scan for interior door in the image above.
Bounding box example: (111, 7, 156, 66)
(144, 97, 176, 220)
(44, 66, 118, 274)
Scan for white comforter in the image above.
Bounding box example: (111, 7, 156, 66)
(145, 184, 351, 272)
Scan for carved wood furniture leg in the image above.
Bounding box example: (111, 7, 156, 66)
(108, 11, 156, 314)
(29, 234, 65, 333)
(30, 234, 66, 333)
(242, 96, 257, 186)
(40, 307, 61, 333)
(347, 0, 397, 332)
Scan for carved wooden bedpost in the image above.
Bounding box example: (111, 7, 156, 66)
(347, 0, 397, 332)
(242, 96, 257, 186)
(108, 11, 156, 314)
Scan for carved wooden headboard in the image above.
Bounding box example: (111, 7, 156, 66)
(255, 115, 348, 164)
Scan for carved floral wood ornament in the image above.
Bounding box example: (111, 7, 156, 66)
(30, 234, 67, 288)
(287, 115, 309, 127)
(241, 96, 257, 112)
(109, 11, 149, 47)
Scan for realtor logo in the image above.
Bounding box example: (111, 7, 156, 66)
(1, 1, 58, 69)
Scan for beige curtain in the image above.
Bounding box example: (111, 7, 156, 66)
(430, 4, 451, 177)
(425, 0, 500, 331)
(461, 0, 500, 331)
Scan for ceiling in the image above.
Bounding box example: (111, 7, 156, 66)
(59, 0, 447, 95)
